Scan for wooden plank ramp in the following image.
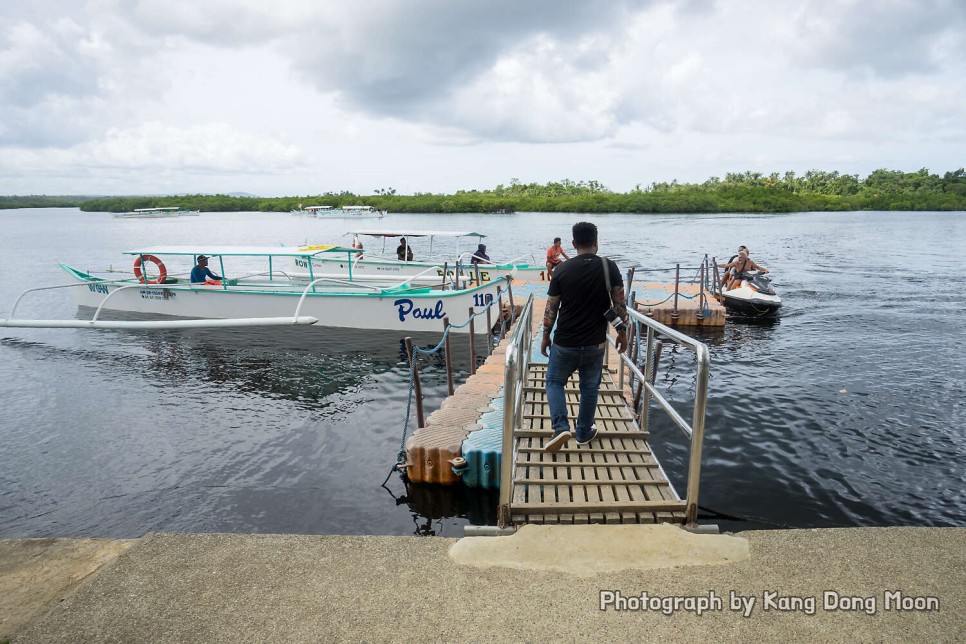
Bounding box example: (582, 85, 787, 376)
(508, 363, 686, 526)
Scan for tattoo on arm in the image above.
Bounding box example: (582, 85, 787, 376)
(612, 287, 629, 326)
(543, 296, 561, 334)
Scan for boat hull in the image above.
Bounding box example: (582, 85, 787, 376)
(65, 273, 507, 334)
(720, 292, 782, 317)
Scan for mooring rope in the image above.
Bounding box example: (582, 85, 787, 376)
(391, 297, 502, 476)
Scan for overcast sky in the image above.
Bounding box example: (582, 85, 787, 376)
(1, 0, 963, 196)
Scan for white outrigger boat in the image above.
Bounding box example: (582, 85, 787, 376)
(290, 205, 385, 218)
(291, 205, 333, 215)
(295, 229, 548, 285)
(1, 245, 508, 334)
(113, 207, 200, 219)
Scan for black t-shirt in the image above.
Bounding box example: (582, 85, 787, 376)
(548, 254, 623, 347)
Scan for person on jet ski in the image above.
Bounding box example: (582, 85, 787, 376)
(718, 246, 748, 289)
(718, 248, 768, 290)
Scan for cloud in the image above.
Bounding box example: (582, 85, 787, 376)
(280, 1, 653, 117)
(0, 122, 301, 178)
(1, 0, 964, 194)
(87, 122, 301, 171)
(786, 0, 966, 77)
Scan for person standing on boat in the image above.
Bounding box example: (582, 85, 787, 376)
(190, 255, 222, 284)
(470, 243, 490, 265)
(545, 237, 570, 277)
(540, 222, 628, 452)
(396, 237, 414, 261)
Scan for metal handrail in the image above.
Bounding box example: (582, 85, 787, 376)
(497, 293, 535, 527)
(609, 307, 710, 526)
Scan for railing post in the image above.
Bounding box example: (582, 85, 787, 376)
(474, 263, 482, 287)
(442, 261, 448, 287)
(507, 280, 515, 325)
(698, 261, 706, 319)
(442, 317, 455, 396)
(621, 291, 636, 391)
(711, 257, 719, 297)
(506, 281, 516, 316)
(639, 326, 655, 431)
(498, 345, 516, 527)
(405, 337, 425, 428)
(496, 285, 504, 341)
(672, 264, 680, 322)
(485, 298, 493, 354)
(685, 345, 711, 526)
(468, 307, 477, 374)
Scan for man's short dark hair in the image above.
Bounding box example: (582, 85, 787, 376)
(572, 222, 598, 248)
(553, 237, 561, 244)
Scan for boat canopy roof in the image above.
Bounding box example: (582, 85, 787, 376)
(351, 229, 485, 239)
(123, 245, 355, 257)
(134, 207, 180, 212)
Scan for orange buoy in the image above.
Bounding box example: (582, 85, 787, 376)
(133, 255, 167, 284)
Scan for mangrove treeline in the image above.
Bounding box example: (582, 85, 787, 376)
(4, 168, 966, 214)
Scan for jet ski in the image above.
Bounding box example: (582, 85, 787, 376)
(719, 272, 781, 317)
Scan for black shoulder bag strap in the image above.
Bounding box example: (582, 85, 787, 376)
(601, 255, 613, 304)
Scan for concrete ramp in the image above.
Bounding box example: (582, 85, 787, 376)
(449, 524, 749, 577)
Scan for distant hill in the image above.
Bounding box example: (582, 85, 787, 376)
(226, 191, 259, 198)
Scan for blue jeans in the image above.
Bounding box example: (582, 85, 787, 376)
(545, 343, 604, 442)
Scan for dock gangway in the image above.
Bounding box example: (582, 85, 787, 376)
(497, 295, 711, 527)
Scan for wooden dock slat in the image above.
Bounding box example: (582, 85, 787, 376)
(514, 478, 670, 487)
(511, 501, 688, 514)
(518, 446, 653, 456)
(512, 429, 643, 438)
(516, 461, 662, 470)
(523, 386, 623, 394)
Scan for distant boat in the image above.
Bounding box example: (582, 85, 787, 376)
(291, 205, 333, 216)
(113, 207, 200, 219)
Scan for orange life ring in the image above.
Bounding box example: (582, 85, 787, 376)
(133, 255, 167, 284)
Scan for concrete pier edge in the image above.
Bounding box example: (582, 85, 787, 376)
(2, 526, 962, 642)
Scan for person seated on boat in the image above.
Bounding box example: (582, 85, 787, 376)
(351, 234, 364, 259)
(718, 249, 767, 290)
(396, 237, 414, 261)
(470, 243, 490, 265)
(190, 255, 222, 284)
(718, 245, 748, 289)
(545, 237, 570, 277)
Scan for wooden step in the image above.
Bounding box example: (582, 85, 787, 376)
(511, 501, 687, 514)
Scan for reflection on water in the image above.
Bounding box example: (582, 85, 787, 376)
(1, 208, 964, 537)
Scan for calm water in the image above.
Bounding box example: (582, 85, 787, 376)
(0, 208, 963, 536)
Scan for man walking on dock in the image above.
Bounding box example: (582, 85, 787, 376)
(541, 222, 628, 452)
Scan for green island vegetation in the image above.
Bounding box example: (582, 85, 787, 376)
(3, 168, 965, 214)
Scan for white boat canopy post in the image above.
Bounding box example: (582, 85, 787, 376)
(350, 229, 486, 262)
